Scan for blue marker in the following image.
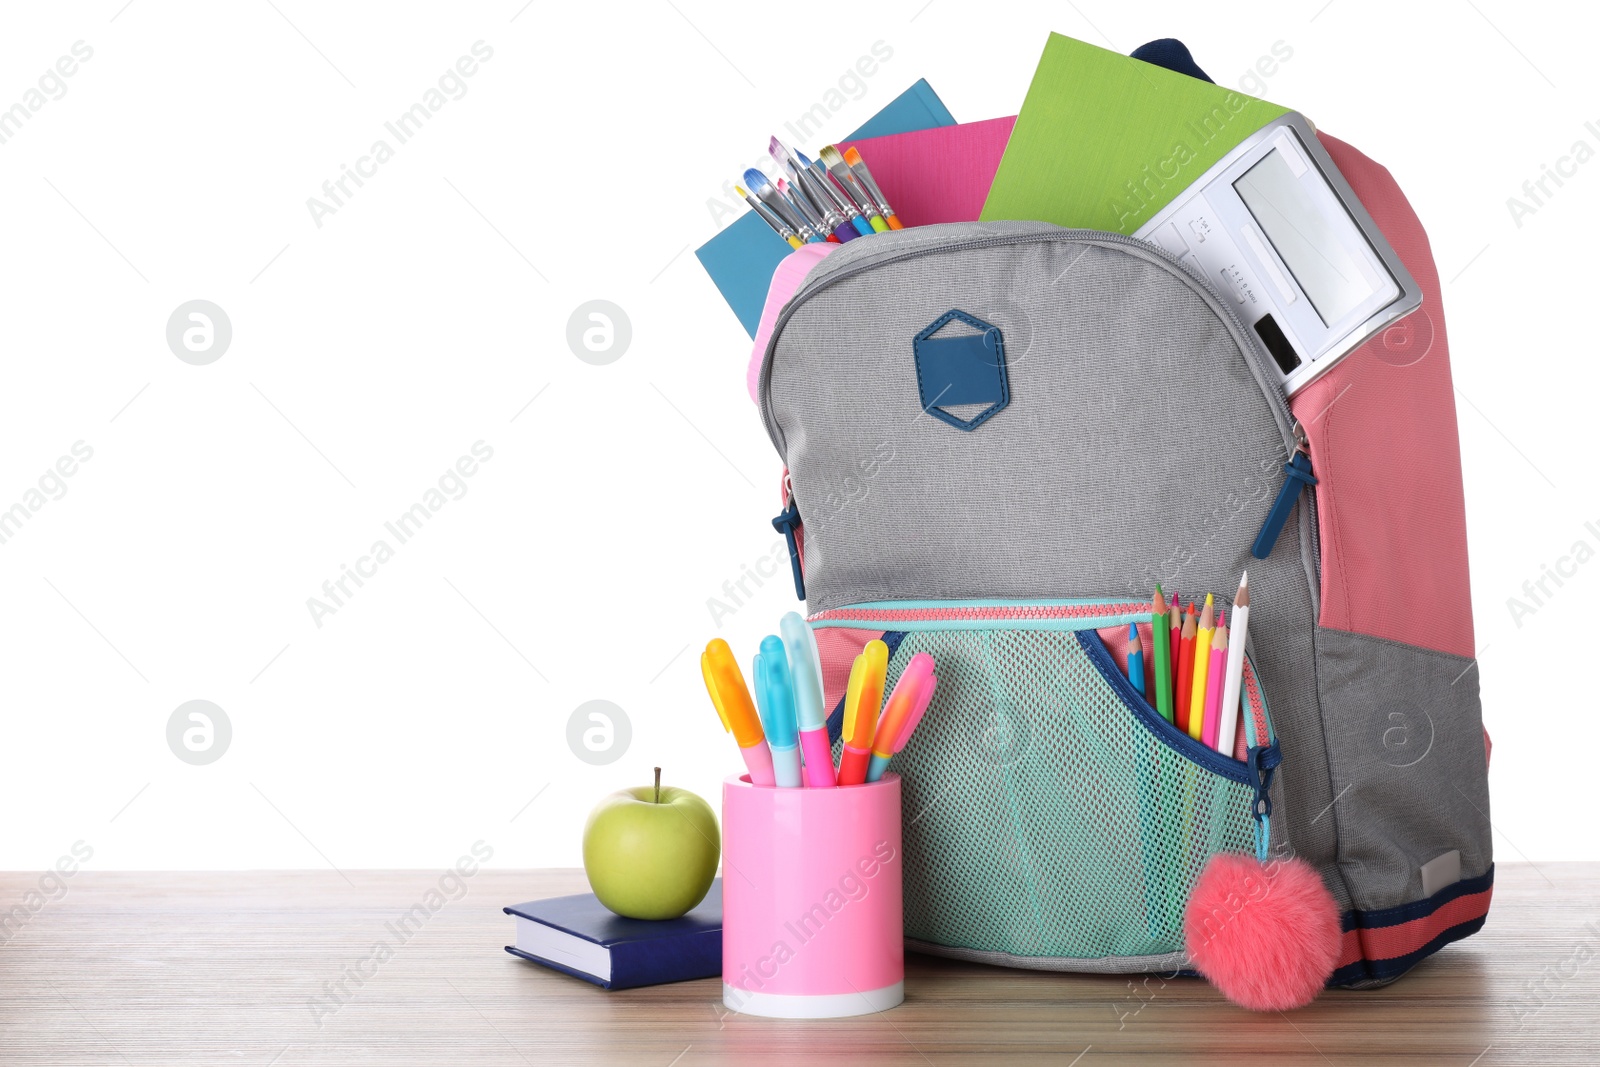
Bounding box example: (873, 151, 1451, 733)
(753, 636, 802, 788)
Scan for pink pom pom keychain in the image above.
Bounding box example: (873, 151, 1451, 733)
(1184, 851, 1342, 1011)
(1184, 747, 1342, 1011)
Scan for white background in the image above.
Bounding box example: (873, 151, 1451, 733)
(0, 1, 1594, 873)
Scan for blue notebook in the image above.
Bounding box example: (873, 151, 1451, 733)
(504, 880, 722, 990)
(694, 79, 958, 337)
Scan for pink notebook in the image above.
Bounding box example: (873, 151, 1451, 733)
(837, 115, 1017, 228)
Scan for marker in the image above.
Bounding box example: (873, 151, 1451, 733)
(780, 612, 835, 788)
(753, 636, 802, 787)
(1189, 594, 1216, 742)
(1152, 587, 1173, 722)
(837, 640, 888, 786)
(867, 653, 935, 782)
(1176, 603, 1198, 735)
(1217, 572, 1250, 757)
(701, 639, 775, 786)
(1126, 623, 1145, 697)
(1202, 616, 1228, 751)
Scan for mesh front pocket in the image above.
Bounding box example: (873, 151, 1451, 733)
(882, 625, 1260, 963)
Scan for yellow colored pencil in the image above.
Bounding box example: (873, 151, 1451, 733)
(1188, 593, 1215, 741)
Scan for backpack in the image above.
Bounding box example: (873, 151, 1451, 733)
(744, 92, 1492, 1002)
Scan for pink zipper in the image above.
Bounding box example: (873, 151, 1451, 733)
(807, 601, 1149, 625)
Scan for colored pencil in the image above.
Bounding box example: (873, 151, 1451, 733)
(1175, 604, 1197, 735)
(1188, 594, 1215, 741)
(1168, 597, 1182, 680)
(1126, 623, 1145, 697)
(1217, 572, 1250, 757)
(1151, 587, 1173, 722)
(1202, 616, 1227, 750)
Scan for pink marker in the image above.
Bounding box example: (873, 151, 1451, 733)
(781, 612, 836, 788)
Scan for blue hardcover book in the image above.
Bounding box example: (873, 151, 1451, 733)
(694, 79, 958, 337)
(503, 880, 722, 990)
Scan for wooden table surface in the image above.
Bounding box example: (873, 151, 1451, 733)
(0, 864, 1593, 1065)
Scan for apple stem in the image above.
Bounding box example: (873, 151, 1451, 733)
(654, 766, 661, 804)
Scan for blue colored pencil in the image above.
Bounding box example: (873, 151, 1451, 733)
(1126, 623, 1145, 697)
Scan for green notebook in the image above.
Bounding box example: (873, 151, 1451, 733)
(981, 34, 1289, 235)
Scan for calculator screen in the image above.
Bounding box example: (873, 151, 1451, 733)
(1233, 147, 1388, 327)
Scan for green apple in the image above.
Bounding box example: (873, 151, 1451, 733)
(583, 768, 720, 920)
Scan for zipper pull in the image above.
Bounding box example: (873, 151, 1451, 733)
(1251, 421, 1317, 560)
(771, 480, 806, 601)
(1246, 744, 1282, 861)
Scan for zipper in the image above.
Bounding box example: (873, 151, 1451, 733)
(809, 598, 1151, 629)
(755, 224, 1322, 608)
(1251, 419, 1318, 560)
(771, 474, 805, 601)
(812, 597, 1276, 747)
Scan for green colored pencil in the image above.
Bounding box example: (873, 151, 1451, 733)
(1152, 586, 1173, 723)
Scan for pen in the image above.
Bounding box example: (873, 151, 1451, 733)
(867, 653, 936, 782)
(837, 640, 888, 786)
(753, 635, 802, 787)
(701, 638, 776, 787)
(780, 612, 835, 788)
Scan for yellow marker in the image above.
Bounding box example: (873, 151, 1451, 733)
(838, 641, 888, 786)
(701, 639, 776, 786)
(1188, 594, 1215, 740)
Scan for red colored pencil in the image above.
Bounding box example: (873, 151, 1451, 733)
(1175, 604, 1198, 736)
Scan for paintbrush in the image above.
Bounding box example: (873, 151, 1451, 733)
(843, 146, 902, 230)
(742, 169, 820, 243)
(777, 176, 836, 243)
(771, 136, 854, 242)
(800, 151, 873, 238)
(819, 145, 886, 233)
(737, 184, 802, 248)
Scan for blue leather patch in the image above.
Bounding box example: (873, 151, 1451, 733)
(913, 310, 1008, 431)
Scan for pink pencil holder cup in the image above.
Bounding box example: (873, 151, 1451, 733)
(721, 773, 904, 1019)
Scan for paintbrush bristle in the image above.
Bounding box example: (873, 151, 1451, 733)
(742, 168, 775, 196)
(818, 145, 845, 167)
(769, 136, 801, 172)
(843, 147, 863, 165)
